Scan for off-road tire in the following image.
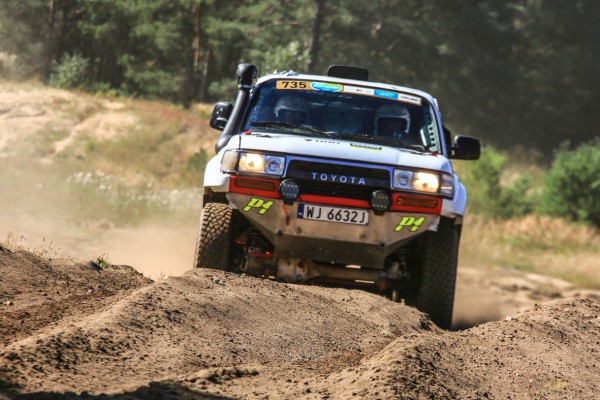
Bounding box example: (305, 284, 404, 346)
(414, 217, 459, 330)
(194, 203, 235, 271)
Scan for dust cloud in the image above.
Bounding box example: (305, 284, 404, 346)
(0, 82, 202, 279)
(0, 158, 198, 280)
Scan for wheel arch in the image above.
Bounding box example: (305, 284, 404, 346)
(441, 176, 467, 219)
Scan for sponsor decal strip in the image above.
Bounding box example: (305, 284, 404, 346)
(276, 80, 422, 105)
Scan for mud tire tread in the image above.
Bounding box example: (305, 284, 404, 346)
(194, 203, 233, 271)
(415, 217, 459, 330)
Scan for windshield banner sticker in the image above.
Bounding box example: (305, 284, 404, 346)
(344, 85, 375, 96)
(398, 93, 422, 105)
(374, 89, 397, 99)
(276, 80, 422, 105)
(350, 143, 382, 151)
(310, 82, 343, 92)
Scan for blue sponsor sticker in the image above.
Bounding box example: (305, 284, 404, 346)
(310, 82, 343, 92)
(374, 89, 398, 99)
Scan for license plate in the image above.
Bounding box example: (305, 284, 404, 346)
(297, 204, 369, 225)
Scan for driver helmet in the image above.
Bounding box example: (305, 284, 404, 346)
(274, 95, 308, 124)
(375, 103, 410, 138)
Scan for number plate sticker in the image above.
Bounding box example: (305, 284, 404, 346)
(297, 204, 369, 225)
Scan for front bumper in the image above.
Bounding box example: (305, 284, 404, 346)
(229, 193, 439, 268)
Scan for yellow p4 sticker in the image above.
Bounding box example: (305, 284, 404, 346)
(394, 216, 427, 232)
(243, 198, 274, 215)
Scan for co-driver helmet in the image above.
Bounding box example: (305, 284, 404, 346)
(374, 103, 410, 138)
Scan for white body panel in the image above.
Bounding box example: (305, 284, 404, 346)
(204, 133, 467, 217)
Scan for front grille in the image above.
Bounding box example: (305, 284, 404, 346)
(287, 160, 390, 200)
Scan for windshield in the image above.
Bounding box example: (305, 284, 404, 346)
(242, 79, 442, 152)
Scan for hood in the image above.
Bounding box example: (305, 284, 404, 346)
(232, 132, 452, 172)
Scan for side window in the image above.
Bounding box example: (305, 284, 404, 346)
(419, 103, 440, 152)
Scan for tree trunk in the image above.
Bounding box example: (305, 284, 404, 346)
(199, 46, 213, 103)
(44, 0, 57, 80)
(198, 1, 216, 103)
(181, 1, 202, 108)
(307, 0, 325, 74)
(191, 1, 202, 103)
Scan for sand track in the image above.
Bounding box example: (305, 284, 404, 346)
(1, 248, 599, 399)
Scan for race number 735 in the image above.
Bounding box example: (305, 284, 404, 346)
(276, 80, 309, 90)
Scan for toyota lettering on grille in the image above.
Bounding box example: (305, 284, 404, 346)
(311, 172, 366, 185)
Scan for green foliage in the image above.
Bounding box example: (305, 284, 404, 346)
(180, 149, 208, 186)
(93, 255, 111, 269)
(252, 41, 310, 75)
(2, 0, 599, 154)
(93, 82, 122, 97)
(0, 52, 19, 78)
(501, 174, 535, 218)
(49, 54, 89, 89)
(208, 79, 237, 102)
(0, 0, 49, 78)
(461, 147, 534, 219)
(538, 139, 600, 228)
(207, 40, 310, 99)
(186, 150, 208, 174)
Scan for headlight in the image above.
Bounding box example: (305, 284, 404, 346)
(393, 169, 454, 197)
(239, 153, 266, 173)
(264, 156, 285, 175)
(221, 150, 285, 176)
(413, 172, 439, 193)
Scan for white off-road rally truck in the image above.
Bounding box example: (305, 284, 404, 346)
(195, 64, 480, 329)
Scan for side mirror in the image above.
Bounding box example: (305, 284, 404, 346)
(209, 102, 233, 131)
(450, 135, 481, 160)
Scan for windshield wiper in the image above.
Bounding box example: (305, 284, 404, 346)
(250, 121, 340, 138)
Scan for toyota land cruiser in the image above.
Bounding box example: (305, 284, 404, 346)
(194, 64, 480, 329)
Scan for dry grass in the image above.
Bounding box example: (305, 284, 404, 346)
(78, 97, 214, 188)
(4, 232, 63, 258)
(460, 214, 600, 289)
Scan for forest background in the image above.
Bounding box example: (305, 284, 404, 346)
(1, 0, 599, 290)
(2, 0, 598, 152)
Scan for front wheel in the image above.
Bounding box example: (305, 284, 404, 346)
(413, 217, 460, 330)
(193, 203, 236, 271)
